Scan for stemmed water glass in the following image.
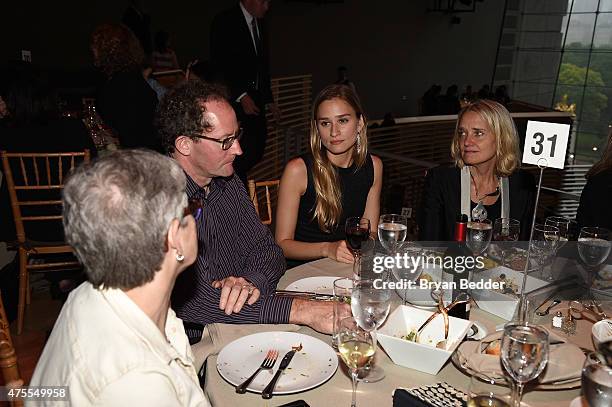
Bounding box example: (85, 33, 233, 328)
(337, 316, 375, 407)
(345, 217, 371, 278)
(530, 224, 559, 278)
(378, 214, 408, 254)
(501, 323, 549, 407)
(466, 219, 493, 256)
(578, 227, 612, 288)
(543, 216, 572, 280)
(350, 277, 392, 382)
(493, 218, 520, 266)
(545, 217, 570, 248)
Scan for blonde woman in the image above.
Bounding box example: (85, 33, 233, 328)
(276, 84, 383, 264)
(418, 99, 535, 241)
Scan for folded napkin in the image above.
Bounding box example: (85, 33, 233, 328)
(393, 383, 467, 407)
(191, 323, 301, 371)
(455, 328, 585, 384)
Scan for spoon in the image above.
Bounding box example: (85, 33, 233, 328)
(536, 299, 561, 316)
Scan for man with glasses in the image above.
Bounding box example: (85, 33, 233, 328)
(157, 79, 335, 341)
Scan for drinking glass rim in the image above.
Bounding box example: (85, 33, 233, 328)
(494, 217, 520, 226)
(502, 323, 549, 341)
(580, 226, 611, 238)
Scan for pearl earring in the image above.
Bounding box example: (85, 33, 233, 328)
(176, 252, 185, 262)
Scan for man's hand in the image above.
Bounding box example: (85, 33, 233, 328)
(211, 276, 261, 315)
(324, 240, 354, 264)
(289, 299, 350, 334)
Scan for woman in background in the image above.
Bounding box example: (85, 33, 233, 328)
(418, 99, 535, 241)
(91, 23, 160, 151)
(577, 128, 612, 231)
(275, 84, 382, 265)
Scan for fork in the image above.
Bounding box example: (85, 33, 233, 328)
(235, 349, 278, 394)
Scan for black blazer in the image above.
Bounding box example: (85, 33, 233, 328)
(210, 4, 273, 106)
(417, 165, 536, 241)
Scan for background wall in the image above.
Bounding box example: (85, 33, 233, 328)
(1, 0, 505, 118)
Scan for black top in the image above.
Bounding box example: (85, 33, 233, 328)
(294, 153, 374, 243)
(417, 165, 536, 241)
(96, 70, 160, 151)
(576, 168, 612, 231)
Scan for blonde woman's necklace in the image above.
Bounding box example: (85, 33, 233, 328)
(470, 171, 500, 222)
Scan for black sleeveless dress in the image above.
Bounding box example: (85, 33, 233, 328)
(294, 153, 374, 244)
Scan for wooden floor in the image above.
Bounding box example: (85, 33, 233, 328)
(7, 291, 63, 385)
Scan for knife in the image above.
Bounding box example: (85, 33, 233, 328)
(274, 290, 335, 301)
(262, 349, 297, 399)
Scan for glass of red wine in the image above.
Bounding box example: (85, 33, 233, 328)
(345, 217, 371, 278)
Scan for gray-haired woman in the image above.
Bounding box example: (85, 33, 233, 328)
(30, 149, 210, 406)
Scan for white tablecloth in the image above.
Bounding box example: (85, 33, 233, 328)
(204, 258, 583, 406)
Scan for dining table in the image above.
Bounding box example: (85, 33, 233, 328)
(203, 256, 597, 407)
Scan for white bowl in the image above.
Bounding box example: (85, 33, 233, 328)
(376, 305, 472, 375)
(470, 266, 548, 321)
(592, 319, 612, 350)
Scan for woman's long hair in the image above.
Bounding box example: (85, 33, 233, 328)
(586, 127, 612, 178)
(309, 84, 368, 232)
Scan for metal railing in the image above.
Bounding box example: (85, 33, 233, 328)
(249, 74, 312, 182)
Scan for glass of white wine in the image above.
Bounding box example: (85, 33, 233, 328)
(468, 372, 511, 407)
(337, 316, 375, 407)
(351, 278, 392, 382)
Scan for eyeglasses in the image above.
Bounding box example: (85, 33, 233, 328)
(191, 128, 243, 151)
(184, 198, 203, 220)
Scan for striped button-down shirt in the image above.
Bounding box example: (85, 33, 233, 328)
(172, 173, 293, 326)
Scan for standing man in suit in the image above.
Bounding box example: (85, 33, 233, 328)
(210, 0, 278, 183)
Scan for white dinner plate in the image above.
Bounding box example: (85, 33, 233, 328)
(216, 331, 338, 394)
(286, 276, 342, 295)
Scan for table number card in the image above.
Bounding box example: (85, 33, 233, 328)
(522, 120, 570, 169)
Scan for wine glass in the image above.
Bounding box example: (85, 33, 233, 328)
(390, 245, 423, 306)
(332, 277, 354, 349)
(467, 372, 512, 407)
(493, 218, 520, 266)
(530, 224, 559, 279)
(345, 217, 371, 278)
(501, 323, 549, 407)
(545, 217, 570, 248)
(337, 316, 375, 407)
(578, 227, 612, 288)
(466, 219, 493, 256)
(544, 216, 571, 280)
(378, 214, 408, 254)
(350, 277, 392, 382)
(582, 351, 612, 406)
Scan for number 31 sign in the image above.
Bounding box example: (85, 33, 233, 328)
(522, 120, 570, 169)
